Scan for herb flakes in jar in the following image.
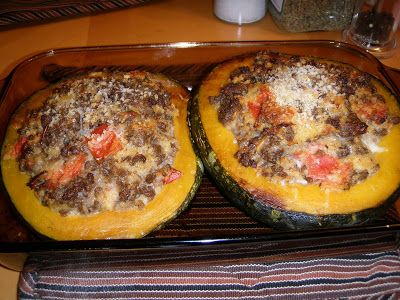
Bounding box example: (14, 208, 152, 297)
(268, 0, 358, 32)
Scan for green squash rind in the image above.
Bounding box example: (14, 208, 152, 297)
(1, 71, 205, 240)
(188, 93, 400, 230)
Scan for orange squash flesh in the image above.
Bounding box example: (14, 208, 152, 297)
(190, 53, 400, 229)
(1, 74, 202, 240)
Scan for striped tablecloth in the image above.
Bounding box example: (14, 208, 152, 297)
(18, 249, 400, 299)
(0, 0, 151, 29)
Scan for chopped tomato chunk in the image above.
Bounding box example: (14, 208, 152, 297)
(305, 152, 339, 180)
(247, 85, 293, 125)
(164, 168, 182, 184)
(91, 123, 108, 135)
(302, 152, 352, 187)
(11, 136, 27, 158)
(354, 100, 388, 124)
(247, 86, 271, 120)
(88, 124, 122, 160)
(47, 154, 87, 189)
(259, 86, 271, 99)
(248, 101, 262, 119)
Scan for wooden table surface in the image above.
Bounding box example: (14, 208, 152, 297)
(0, 0, 399, 299)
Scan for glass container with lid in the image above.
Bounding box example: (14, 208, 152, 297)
(268, 0, 358, 32)
(214, 0, 267, 25)
(342, 0, 400, 58)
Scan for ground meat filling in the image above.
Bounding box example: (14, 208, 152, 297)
(16, 71, 179, 216)
(209, 51, 398, 190)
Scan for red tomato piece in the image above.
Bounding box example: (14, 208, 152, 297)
(258, 86, 271, 102)
(304, 152, 339, 181)
(47, 154, 87, 189)
(11, 136, 27, 158)
(164, 168, 182, 184)
(46, 174, 62, 189)
(302, 152, 353, 187)
(58, 154, 87, 185)
(91, 123, 108, 135)
(247, 101, 262, 119)
(247, 86, 272, 120)
(355, 100, 388, 124)
(88, 124, 122, 160)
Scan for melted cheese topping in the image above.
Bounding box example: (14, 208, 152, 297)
(269, 64, 337, 117)
(210, 51, 399, 191)
(9, 71, 180, 216)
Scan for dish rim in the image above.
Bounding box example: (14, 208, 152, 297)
(0, 39, 399, 254)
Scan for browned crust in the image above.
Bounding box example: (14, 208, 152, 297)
(197, 49, 400, 216)
(238, 179, 285, 209)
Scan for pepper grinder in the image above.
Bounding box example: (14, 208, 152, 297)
(343, 0, 400, 58)
(214, 0, 266, 25)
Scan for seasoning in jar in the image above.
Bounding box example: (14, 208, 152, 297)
(268, 0, 357, 32)
(353, 10, 394, 44)
(342, 0, 400, 57)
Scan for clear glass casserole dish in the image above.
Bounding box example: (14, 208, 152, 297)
(0, 40, 400, 271)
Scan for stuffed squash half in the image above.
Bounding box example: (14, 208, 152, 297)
(189, 51, 400, 230)
(1, 70, 202, 240)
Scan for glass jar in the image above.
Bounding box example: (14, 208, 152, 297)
(342, 0, 400, 58)
(268, 0, 358, 32)
(214, 0, 266, 25)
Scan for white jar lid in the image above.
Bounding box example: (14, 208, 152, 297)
(214, 0, 266, 25)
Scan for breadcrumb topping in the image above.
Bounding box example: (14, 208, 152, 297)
(15, 71, 180, 216)
(210, 51, 399, 190)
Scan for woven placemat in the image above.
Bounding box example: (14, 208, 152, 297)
(18, 249, 400, 299)
(0, 0, 152, 29)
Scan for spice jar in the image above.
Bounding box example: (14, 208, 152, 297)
(214, 0, 266, 25)
(268, 0, 357, 32)
(342, 0, 400, 58)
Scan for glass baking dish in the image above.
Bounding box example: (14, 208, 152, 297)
(1, 40, 400, 271)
